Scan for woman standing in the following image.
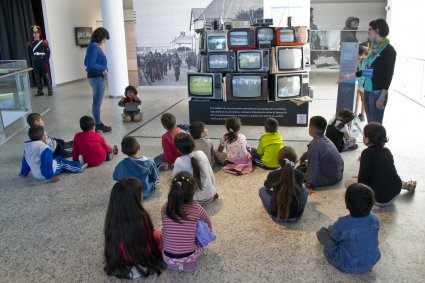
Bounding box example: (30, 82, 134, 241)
(84, 27, 112, 133)
(340, 19, 396, 124)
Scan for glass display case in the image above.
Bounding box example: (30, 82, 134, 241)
(0, 60, 32, 144)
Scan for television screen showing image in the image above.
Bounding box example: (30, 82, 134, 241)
(257, 28, 274, 42)
(279, 29, 295, 42)
(230, 31, 248, 46)
(277, 76, 301, 98)
(232, 75, 261, 97)
(239, 52, 261, 69)
(189, 76, 212, 96)
(207, 34, 227, 51)
(209, 54, 228, 69)
(278, 48, 303, 70)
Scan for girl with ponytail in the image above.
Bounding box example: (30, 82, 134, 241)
(162, 172, 213, 272)
(259, 146, 308, 222)
(173, 132, 217, 204)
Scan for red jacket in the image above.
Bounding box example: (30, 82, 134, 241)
(162, 127, 182, 164)
(72, 131, 112, 167)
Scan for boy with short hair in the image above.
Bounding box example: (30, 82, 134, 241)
(317, 183, 381, 273)
(26, 113, 73, 158)
(72, 116, 118, 167)
(189, 121, 215, 167)
(301, 116, 344, 190)
(250, 117, 284, 169)
(113, 137, 159, 199)
(154, 113, 183, 171)
(20, 125, 86, 181)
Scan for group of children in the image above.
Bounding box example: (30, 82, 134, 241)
(19, 100, 417, 277)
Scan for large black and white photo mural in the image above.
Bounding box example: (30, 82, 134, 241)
(134, 0, 264, 86)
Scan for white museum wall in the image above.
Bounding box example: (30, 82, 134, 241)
(263, 0, 310, 27)
(42, 0, 102, 85)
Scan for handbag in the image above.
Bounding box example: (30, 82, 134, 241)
(195, 220, 216, 248)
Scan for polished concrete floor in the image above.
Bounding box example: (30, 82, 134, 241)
(0, 72, 424, 282)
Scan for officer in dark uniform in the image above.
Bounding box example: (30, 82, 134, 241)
(171, 53, 182, 81)
(27, 25, 53, 96)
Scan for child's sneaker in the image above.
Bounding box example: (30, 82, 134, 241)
(403, 180, 417, 193)
(358, 113, 365, 122)
(80, 163, 88, 172)
(113, 145, 119, 155)
(157, 163, 169, 172)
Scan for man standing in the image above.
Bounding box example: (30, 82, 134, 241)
(27, 25, 53, 96)
(171, 53, 182, 81)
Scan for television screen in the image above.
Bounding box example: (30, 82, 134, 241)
(189, 76, 212, 96)
(230, 31, 248, 46)
(278, 48, 303, 70)
(209, 54, 228, 69)
(207, 34, 227, 51)
(277, 76, 301, 98)
(257, 28, 274, 42)
(239, 52, 261, 69)
(232, 75, 261, 97)
(279, 29, 295, 42)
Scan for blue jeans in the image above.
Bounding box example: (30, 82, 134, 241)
(88, 77, 105, 125)
(364, 91, 386, 124)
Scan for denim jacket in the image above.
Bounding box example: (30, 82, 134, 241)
(324, 212, 381, 273)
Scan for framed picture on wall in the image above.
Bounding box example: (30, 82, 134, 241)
(75, 27, 92, 47)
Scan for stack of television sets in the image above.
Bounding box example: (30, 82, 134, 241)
(188, 21, 311, 102)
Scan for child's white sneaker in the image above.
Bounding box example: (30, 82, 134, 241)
(80, 163, 88, 172)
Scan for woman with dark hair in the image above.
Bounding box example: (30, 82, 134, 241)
(84, 27, 112, 133)
(104, 178, 164, 279)
(340, 19, 396, 124)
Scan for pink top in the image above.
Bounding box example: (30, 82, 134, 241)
(219, 133, 250, 161)
(161, 202, 212, 255)
(162, 127, 182, 164)
(72, 131, 112, 166)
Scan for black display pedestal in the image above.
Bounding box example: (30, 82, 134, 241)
(189, 100, 309, 126)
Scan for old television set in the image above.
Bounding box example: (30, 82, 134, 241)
(236, 50, 269, 72)
(275, 27, 308, 46)
(225, 73, 268, 101)
(227, 28, 256, 50)
(188, 73, 223, 100)
(256, 26, 275, 48)
(206, 32, 228, 52)
(269, 72, 310, 101)
(206, 51, 236, 72)
(275, 45, 308, 72)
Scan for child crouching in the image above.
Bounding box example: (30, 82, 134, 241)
(118, 85, 142, 123)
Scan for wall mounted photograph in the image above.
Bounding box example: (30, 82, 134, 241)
(75, 27, 92, 47)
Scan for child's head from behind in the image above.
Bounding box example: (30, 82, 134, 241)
(189, 121, 206, 139)
(124, 85, 138, 97)
(345, 183, 375, 217)
(121, 136, 140, 156)
(28, 125, 45, 141)
(278, 146, 297, 168)
(363, 122, 388, 147)
(166, 171, 197, 222)
(309, 116, 327, 137)
(107, 178, 143, 215)
(337, 109, 355, 124)
(265, 117, 279, 133)
(27, 113, 43, 127)
(80, 116, 95, 132)
(174, 132, 195, 155)
(161, 113, 176, 131)
(225, 116, 241, 134)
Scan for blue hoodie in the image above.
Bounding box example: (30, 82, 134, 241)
(112, 157, 159, 199)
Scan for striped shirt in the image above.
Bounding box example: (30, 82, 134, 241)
(161, 202, 212, 255)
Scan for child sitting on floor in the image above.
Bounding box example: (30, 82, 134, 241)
(26, 112, 73, 158)
(173, 133, 217, 204)
(259, 146, 307, 223)
(189, 121, 215, 167)
(72, 116, 118, 167)
(250, 117, 284, 169)
(113, 137, 159, 199)
(214, 117, 253, 175)
(344, 122, 416, 207)
(20, 125, 86, 181)
(161, 171, 213, 272)
(104, 178, 164, 279)
(317, 183, 380, 273)
(118, 85, 142, 123)
(325, 109, 358, 152)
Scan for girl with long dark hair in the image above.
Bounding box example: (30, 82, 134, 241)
(259, 146, 308, 222)
(161, 172, 213, 272)
(104, 178, 164, 279)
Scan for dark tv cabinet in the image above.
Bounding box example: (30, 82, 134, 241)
(188, 100, 308, 126)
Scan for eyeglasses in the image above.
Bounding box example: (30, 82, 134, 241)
(368, 28, 374, 31)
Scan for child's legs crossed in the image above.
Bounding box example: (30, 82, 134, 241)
(55, 158, 83, 173)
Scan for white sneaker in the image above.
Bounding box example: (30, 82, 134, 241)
(403, 180, 417, 193)
(80, 163, 88, 172)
